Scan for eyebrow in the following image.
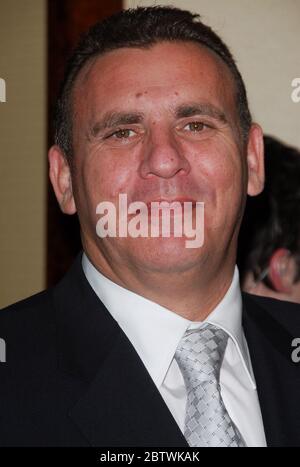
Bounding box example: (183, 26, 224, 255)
(89, 102, 227, 137)
(90, 112, 144, 137)
(175, 103, 227, 123)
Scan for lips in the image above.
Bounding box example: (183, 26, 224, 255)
(145, 198, 197, 210)
(143, 199, 197, 221)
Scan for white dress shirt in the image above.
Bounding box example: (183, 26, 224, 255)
(82, 253, 267, 447)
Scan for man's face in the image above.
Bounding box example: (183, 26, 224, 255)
(51, 41, 263, 275)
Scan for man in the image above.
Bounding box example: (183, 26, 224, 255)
(238, 136, 300, 303)
(1, 6, 300, 447)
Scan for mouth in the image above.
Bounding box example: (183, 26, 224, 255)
(145, 198, 197, 210)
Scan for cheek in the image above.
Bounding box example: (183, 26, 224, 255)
(204, 157, 237, 191)
(80, 151, 136, 208)
(191, 141, 242, 197)
(188, 141, 243, 230)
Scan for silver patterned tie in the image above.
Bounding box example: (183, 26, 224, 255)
(175, 323, 246, 447)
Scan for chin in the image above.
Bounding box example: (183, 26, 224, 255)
(127, 235, 205, 273)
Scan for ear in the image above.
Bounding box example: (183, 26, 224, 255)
(48, 145, 77, 215)
(268, 248, 296, 293)
(246, 123, 265, 196)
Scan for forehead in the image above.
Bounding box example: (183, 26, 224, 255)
(73, 41, 236, 120)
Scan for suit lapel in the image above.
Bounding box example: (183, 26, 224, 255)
(242, 293, 300, 447)
(53, 252, 187, 447)
(69, 329, 188, 447)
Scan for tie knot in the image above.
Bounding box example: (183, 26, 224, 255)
(175, 323, 229, 384)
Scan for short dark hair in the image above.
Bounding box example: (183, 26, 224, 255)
(238, 136, 300, 285)
(53, 5, 252, 161)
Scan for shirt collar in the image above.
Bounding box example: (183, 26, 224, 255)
(201, 268, 256, 389)
(82, 253, 255, 390)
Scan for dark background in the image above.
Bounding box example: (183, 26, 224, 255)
(47, 0, 122, 286)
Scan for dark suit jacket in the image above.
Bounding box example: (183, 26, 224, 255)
(1, 252, 300, 447)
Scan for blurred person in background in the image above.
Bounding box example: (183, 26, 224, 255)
(238, 136, 300, 303)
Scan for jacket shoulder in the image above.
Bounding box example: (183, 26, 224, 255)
(0, 288, 55, 364)
(242, 292, 300, 328)
(0, 288, 54, 323)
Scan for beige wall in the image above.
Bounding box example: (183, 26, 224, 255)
(0, 0, 46, 307)
(126, 0, 300, 148)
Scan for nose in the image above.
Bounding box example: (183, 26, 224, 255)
(139, 126, 190, 179)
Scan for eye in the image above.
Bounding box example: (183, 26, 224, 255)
(184, 121, 205, 132)
(109, 129, 135, 139)
(102, 127, 141, 147)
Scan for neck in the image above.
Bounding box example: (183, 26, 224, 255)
(242, 271, 299, 303)
(83, 240, 236, 322)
